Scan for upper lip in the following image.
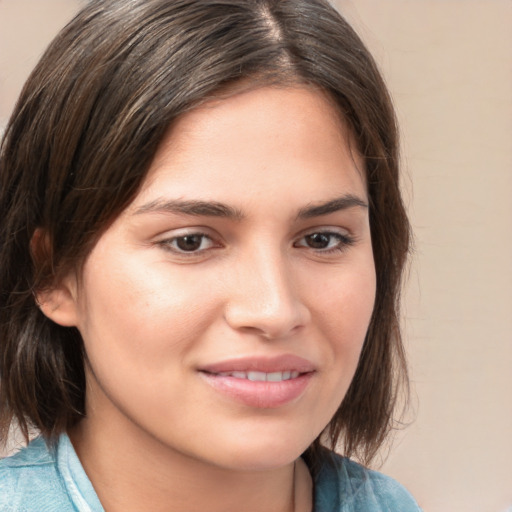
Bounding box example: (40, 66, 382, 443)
(199, 354, 316, 374)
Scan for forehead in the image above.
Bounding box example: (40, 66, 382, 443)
(129, 85, 366, 212)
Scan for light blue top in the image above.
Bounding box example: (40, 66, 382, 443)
(0, 435, 421, 511)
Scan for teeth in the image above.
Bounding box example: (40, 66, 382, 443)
(217, 371, 300, 382)
(267, 372, 284, 382)
(247, 371, 267, 382)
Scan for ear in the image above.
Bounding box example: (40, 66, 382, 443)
(36, 278, 80, 328)
(31, 228, 80, 328)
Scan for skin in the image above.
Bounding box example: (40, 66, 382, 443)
(41, 86, 376, 512)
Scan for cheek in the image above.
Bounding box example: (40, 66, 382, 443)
(75, 253, 220, 372)
(296, 261, 376, 434)
(308, 259, 376, 369)
(312, 257, 376, 326)
(74, 256, 223, 425)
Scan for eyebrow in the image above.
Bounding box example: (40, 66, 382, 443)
(296, 194, 368, 219)
(133, 199, 245, 220)
(133, 194, 367, 220)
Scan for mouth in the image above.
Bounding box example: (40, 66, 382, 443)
(199, 353, 315, 375)
(209, 370, 301, 382)
(198, 355, 315, 408)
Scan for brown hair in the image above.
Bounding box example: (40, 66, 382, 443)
(0, 0, 410, 465)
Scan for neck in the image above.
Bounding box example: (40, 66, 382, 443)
(69, 417, 312, 512)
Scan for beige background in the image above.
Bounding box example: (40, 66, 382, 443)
(1, 1, 511, 511)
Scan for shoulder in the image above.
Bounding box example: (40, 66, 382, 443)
(313, 450, 422, 512)
(0, 436, 75, 511)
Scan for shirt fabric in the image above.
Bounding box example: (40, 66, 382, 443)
(0, 434, 421, 511)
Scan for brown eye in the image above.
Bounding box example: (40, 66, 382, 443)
(294, 231, 354, 253)
(175, 234, 205, 252)
(160, 233, 216, 254)
(304, 233, 331, 249)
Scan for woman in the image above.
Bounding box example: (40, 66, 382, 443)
(0, 0, 418, 510)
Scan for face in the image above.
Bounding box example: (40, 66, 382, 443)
(55, 86, 376, 471)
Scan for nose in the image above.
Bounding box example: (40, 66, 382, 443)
(223, 247, 310, 339)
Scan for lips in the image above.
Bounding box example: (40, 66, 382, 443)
(198, 355, 315, 408)
(199, 354, 315, 374)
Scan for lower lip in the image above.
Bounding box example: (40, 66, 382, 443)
(200, 372, 314, 409)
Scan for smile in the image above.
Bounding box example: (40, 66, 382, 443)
(199, 355, 315, 408)
(214, 370, 301, 382)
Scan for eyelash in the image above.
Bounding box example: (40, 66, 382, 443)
(157, 230, 355, 257)
(158, 232, 217, 255)
(293, 231, 355, 254)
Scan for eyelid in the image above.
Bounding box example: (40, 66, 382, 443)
(295, 225, 353, 240)
(293, 227, 356, 253)
(155, 228, 223, 257)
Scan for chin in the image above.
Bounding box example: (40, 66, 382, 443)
(203, 431, 313, 472)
